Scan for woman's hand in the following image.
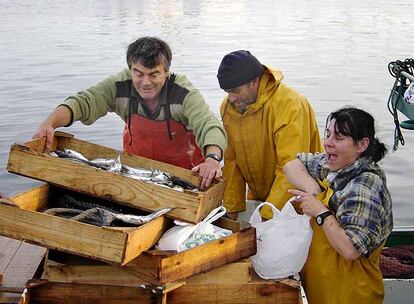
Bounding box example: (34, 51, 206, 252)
(288, 189, 329, 217)
(288, 189, 361, 260)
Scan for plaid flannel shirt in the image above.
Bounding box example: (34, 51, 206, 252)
(297, 152, 393, 255)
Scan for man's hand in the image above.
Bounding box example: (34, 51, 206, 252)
(32, 105, 72, 150)
(191, 157, 222, 190)
(32, 124, 55, 150)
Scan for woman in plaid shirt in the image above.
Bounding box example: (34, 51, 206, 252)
(284, 107, 393, 304)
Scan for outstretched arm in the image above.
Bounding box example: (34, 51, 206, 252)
(32, 105, 72, 149)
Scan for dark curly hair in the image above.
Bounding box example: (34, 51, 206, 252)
(126, 36, 172, 71)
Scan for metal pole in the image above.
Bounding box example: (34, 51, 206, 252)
(390, 63, 414, 82)
(401, 70, 414, 82)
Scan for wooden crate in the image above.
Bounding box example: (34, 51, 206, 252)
(0, 184, 168, 265)
(124, 218, 256, 285)
(167, 261, 303, 304)
(33, 260, 302, 304)
(29, 282, 160, 304)
(42, 216, 256, 286)
(7, 131, 225, 223)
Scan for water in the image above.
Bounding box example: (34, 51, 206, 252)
(1, 0, 413, 226)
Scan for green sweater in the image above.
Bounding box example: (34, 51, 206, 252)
(62, 69, 227, 154)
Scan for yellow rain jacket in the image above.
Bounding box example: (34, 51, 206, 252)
(220, 66, 323, 219)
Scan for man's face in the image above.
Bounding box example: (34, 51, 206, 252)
(225, 80, 258, 113)
(130, 61, 169, 103)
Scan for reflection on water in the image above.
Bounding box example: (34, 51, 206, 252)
(1, 0, 413, 225)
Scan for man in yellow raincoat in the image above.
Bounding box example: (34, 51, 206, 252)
(217, 50, 323, 219)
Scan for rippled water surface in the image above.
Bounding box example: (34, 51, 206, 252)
(1, 0, 413, 225)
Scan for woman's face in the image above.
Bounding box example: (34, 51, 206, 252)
(324, 119, 367, 171)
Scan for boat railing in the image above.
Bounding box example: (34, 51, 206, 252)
(387, 58, 414, 150)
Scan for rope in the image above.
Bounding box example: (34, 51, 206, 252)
(44, 193, 130, 227)
(387, 58, 414, 151)
(44, 207, 115, 226)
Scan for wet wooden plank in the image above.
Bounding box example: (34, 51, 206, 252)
(0, 237, 21, 275)
(0, 236, 46, 304)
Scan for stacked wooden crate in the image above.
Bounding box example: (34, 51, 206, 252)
(1, 132, 303, 303)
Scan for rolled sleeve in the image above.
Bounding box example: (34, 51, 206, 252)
(297, 152, 327, 181)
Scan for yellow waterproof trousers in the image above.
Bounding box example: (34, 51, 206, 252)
(301, 181, 384, 304)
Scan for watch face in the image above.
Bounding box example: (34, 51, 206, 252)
(316, 216, 323, 225)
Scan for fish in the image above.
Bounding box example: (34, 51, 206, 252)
(50, 149, 198, 191)
(89, 157, 117, 168)
(52, 149, 107, 169)
(107, 153, 123, 173)
(171, 176, 198, 190)
(122, 164, 156, 177)
(45, 193, 175, 227)
(112, 207, 174, 225)
(45, 206, 173, 226)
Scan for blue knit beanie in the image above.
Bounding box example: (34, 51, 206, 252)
(217, 50, 264, 90)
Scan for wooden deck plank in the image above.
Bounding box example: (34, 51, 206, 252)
(0, 237, 21, 275)
(2, 242, 46, 289)
(0, 236, 46, 304)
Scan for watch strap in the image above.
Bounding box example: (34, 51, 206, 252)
(316, 210, 332, 226)
(205, 153, 222, 162)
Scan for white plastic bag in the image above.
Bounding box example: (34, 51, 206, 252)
(404, 82, 414, 104)
(157, 206, 232, 252)
(249, 200, 313, 279)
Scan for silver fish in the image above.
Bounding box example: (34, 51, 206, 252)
(90, 157, 117, 168)
(113, 207, 174, 225)
(122, 164, 155, 177)
(123, 173, 173, 187)
(45, 206, 174, 226)
(52, 149, 106, 169)
(107, 153, 123, 173)
(62, 149, 89, 161)
(51, 149, 197, 191)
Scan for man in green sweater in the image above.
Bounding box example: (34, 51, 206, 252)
(33, 36, 227, 189)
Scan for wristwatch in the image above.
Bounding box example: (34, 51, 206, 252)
(316, 210, 332, 226)
(205, 153, 222, 162)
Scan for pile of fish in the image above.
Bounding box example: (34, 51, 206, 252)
(49, 149, 197, 192)
(44, 192, 172, 227)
